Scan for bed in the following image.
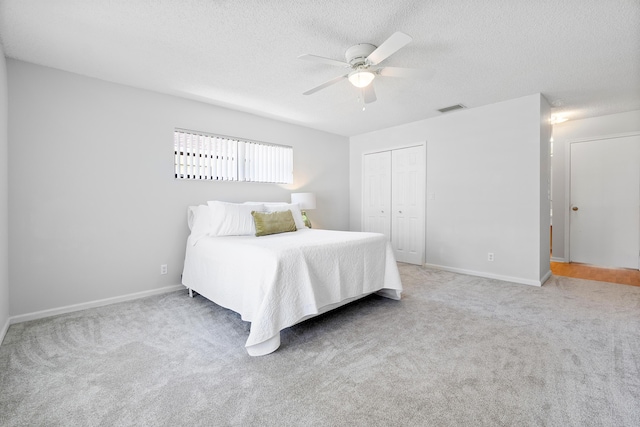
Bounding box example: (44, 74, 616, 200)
(181, 201, 403, 356)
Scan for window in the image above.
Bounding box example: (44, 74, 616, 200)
(174, 129, 293, 184)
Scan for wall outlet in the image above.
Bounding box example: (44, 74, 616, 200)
(487, 253, 494, 262)
(160, 264, 168, 275)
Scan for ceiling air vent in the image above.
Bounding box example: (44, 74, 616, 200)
(437, 104, 466, 114)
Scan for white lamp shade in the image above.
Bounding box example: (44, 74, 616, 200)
(348, 70, 375, 88)
(291, 192, 316, 210)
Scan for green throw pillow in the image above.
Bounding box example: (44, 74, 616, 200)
(251, 210, 297, 237)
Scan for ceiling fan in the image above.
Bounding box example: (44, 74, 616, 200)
(298, 32, 425, 104)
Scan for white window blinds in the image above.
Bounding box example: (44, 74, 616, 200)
(174, 129, 293, 184)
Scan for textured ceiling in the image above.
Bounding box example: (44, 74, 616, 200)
(1, 0, 639, 136)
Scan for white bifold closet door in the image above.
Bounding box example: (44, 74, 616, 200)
(363, 145, 425, 265)
(363, 151, 392, 238)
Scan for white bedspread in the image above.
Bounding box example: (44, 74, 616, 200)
(181, 229, 402, 355)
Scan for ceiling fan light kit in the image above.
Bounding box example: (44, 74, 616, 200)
(299, 32, 422, 104)
(348, 69, 375, 88)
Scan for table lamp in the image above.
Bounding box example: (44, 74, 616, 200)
(291, 192, 316, 228)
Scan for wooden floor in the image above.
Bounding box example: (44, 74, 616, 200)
(551, 261, 640, 287)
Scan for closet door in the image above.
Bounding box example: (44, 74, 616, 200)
(392, 145, 425, 264)
(363, 151, 391, 239)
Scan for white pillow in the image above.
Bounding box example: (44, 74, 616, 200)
(244, 202, 287, 207)
(187, 206, 199, 231)
(207, 201, 265, 237)
(264, 203, 307, 230)
(189, 205, 213, 245)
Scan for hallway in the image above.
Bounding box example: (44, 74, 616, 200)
(551, 262, 640, 287)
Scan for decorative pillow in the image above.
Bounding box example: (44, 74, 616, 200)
(263, 203, 307, 230)
(207, 201, 265, 237)
(251, 210, 297, 237)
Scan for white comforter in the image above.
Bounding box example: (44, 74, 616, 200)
(182, 229, 402, 355)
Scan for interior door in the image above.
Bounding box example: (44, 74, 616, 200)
(363, 151, 391, 239)
(569, 134, 640, 269)
(391, 145, 425, 264)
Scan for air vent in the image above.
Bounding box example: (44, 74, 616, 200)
(437, 104, 466, 113)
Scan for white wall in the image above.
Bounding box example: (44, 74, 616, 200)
(351, 94, 551, 286)
(7, 60, 349, 318)
(0, 45, 9, 341)
(551, 110, 640, 261)
(538, 99, 552, 280)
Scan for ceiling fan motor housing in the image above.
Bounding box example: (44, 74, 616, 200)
(346, 43, 377, 68)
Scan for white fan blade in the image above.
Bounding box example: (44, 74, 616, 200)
(303, 74, 348, 95)
(366, 32, 412, 65)
(378, 67, 434, 78)
(363, 84, 376, 104)
(298, 54, 350, 68)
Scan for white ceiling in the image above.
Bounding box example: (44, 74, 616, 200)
(1, 0, 639, 136)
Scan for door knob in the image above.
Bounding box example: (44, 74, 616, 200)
(572, 206, 579, 211)
(399, 211, 403, 214)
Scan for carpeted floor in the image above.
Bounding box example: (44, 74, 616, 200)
(1, 264, 639, 426)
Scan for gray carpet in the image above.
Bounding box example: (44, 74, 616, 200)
(1, 264, 639, 426)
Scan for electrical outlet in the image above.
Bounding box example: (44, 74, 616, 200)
(487, 253, 494, 262)
(160, 264, 168, 275)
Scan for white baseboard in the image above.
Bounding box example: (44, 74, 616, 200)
(9, 284, 185, 325)
(0, 316, 9, 345)
(551, 257, 567, 263)
(424, 263, 546, 287)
